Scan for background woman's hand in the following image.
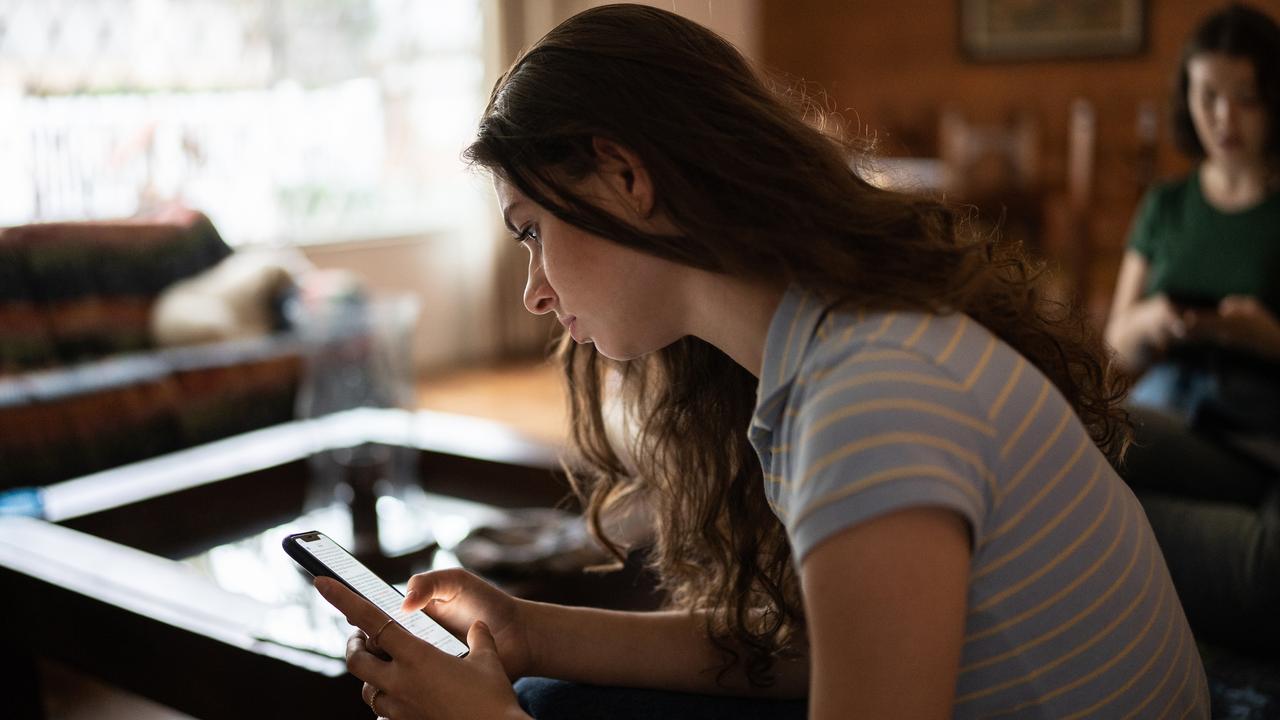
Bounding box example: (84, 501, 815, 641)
(1184, 295, 1280, 358)
(1129, 293, 1187, 356)
(316, 576, 528, 720)
(399, 568, 538, 680)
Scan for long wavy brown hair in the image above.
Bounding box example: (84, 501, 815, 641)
(465, 3, 1130, 687)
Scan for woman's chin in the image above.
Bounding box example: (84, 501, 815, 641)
(593, 340, 646, 362)
(594, 344, 629, 362)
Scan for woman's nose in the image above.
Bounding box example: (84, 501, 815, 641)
(523, 260, 556, 315)
(1212, 96, 1237, 125)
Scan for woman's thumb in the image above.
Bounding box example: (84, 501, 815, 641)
(467, 620, 497, 654)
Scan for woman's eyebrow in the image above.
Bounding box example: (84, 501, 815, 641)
(501, 200, 527, 235)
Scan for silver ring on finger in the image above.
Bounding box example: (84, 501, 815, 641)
(369, 686, 383, 716)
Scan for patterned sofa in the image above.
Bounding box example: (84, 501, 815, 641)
(0, 208, 305, 488)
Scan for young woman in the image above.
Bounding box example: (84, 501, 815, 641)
(316, 5, 1208, 718)
(1104, 3, 1280, 655)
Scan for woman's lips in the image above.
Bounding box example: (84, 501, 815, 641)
(561, 315, 581, 342)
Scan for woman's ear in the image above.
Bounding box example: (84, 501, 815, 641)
(591, 136, 656, 218)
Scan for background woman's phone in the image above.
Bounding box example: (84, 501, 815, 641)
(282, 530, 469, 657)
(1167, 291, 1221, 313)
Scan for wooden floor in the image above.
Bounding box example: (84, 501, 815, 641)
(416, 359, 568, 448)
(42, 360, 568, 719)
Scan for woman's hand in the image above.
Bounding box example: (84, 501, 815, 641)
(1184, 295, 1280, 358)
(399, 568, 538, 680)
(1127, 293, 1187, 358)
(315, 576, 529, 720)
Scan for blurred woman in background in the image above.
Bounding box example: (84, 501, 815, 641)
(1106, 2, 1280, 654)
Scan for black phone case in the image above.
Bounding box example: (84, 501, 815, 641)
(1167, 292, 1220, 311)
(281, 530, 396, 601)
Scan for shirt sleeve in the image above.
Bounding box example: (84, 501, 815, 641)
(1126, 184, 1164, 261)
(782, 349, 994, 564)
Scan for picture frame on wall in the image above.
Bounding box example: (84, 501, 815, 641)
(960, 0, 1146, 61)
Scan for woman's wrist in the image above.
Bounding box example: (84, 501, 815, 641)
(515, 600, 621, 683)
(516, 597, 558, 679)
(1253, 310, 1280, 358)
(1252, 326, 1280, 360)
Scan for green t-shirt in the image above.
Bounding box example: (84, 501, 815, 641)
(1128, 171, 1280, 316)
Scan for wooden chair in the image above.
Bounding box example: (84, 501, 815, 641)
(938, 109, 1043, 254)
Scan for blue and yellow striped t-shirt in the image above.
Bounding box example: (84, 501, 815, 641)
(749, 285, 1208, 718)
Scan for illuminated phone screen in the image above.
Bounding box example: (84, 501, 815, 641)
(295, 533, 469, 657)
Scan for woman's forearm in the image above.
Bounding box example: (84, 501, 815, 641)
(520, 601, 808, 698)
(1104, 309, 1149, 371)
(1104, 253, 1160, 373)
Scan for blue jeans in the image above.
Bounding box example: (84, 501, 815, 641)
(1129, 362, 1215, 418)
(515, 677, 808, 720)
(1132, 359, 1280, 437)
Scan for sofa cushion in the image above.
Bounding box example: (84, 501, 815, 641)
(0, 205, 232, 371)
(151, 249, 303, 346)
(0, 337, 304, 487)
(0, 355, 182, 485)
(0, 238, 58, 372)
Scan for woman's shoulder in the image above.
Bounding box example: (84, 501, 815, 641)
(797, 309, 1033, 426)
(792, 311, 1005, 417)
(1141, 174, 1197, 211)
(802, 310, 932, 370)
(803, 309, 1003, 380)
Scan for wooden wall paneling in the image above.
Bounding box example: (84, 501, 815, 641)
(758, 0, 1280, 320)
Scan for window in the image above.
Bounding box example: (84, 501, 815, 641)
(0, 0, 486, 246)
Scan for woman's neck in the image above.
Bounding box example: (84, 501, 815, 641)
(1199, 158, 1271, 211)
(683, 272, 786, 378)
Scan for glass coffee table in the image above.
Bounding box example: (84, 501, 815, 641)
(0, 409, 656, 719)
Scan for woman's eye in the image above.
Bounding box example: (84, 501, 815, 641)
(517, 225, 540, 245)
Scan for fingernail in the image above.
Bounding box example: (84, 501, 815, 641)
(404, 590, 418, 603)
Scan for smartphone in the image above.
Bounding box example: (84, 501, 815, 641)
(1166, 291, 1220, 313)
(282, 530, 469, 657)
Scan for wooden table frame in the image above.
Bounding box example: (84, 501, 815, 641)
(0, 409, 568, 720)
